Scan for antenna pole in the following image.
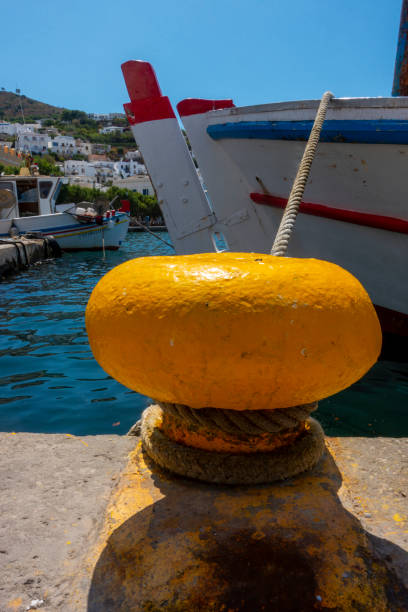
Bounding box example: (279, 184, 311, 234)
(392, 0, 408, 95)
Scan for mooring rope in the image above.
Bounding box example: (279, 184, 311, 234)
(159, 401, 317, 436)
(130, 218, 173, 248)
(270, 91, 334, 257)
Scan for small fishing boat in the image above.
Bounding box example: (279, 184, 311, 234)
(119, 3, 408, 340)
(0, 174, 130, 251)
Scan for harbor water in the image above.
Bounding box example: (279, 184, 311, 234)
(0, 232, 407, 437)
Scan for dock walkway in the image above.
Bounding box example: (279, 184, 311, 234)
(0, 432, 406, 610)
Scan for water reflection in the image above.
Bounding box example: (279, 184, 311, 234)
(0, 232, 172, 434)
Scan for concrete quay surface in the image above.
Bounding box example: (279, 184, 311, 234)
(0, 433, 134, 611)
(0, 432, 407, 611)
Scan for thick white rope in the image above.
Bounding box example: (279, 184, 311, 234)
(271, 91, 334, 257)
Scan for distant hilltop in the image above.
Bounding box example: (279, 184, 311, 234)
(0, 90, 125, 122)
(0, 91, 66, 121)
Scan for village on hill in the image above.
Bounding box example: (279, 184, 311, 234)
(0, 91, 155, 216)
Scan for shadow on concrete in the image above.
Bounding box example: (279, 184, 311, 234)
(87, 448, 408, 611)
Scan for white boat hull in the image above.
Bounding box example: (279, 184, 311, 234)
(0, 211, 130, 251)
(182, 131, 408, 317)
(120, 61, 408, 336)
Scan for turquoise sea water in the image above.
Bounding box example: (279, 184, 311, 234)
(0, 232, 407, 437)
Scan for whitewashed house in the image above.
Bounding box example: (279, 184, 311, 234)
(49, 135, 77, 157)
(99, 125, 126, 134)
(89, 112, 126, 121)
(17, 131, 49, 154)
(67, 176, 102, 189)
(0, 122, 39, 136)
(125, 150, 143, 161)
(92, 161, 115, 182)
(112, 175, 153, 195)
(64, 160, 96, 177)
(89, 113, 110, 121)
(76, 140, 92, 157)
(114, 159, 146, 177)
(0, 123, 16, 136)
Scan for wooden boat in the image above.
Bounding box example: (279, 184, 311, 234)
(0, 174, 130, 251)
(120, 3, 408, 341)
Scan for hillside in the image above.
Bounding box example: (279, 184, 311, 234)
(0, 91, 66, 121)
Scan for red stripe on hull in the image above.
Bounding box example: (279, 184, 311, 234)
(250, 193, 408, 234)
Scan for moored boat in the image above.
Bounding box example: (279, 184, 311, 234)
(119, 4, 408, 341)
(0, 174, 130, 251)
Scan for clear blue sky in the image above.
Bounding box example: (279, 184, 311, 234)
(1, 0, 403, 114)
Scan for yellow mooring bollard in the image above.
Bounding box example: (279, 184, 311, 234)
(83, 253, 408, 610)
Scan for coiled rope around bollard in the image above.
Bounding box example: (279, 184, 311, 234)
(271, 91, 334, 257)
(160, 401, 317, 435)
(142, 404, 325, 485)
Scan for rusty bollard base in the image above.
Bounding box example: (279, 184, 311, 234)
(82, 442, 408, 612)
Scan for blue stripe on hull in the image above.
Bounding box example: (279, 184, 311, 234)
(0, 213, 129, 238)
(207, 119, 408, 144)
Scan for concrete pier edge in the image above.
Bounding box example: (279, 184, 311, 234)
(0, 432, 407, 611)
(0, 238, 59, 279)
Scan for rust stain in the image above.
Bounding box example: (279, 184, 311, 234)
(76, 444, 408, 611)
(160, 408, 306, 453)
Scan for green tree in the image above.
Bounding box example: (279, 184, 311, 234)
(56, 183, 160, 217)
(0, 163, 19, 175)
(33, 155, 62, 176)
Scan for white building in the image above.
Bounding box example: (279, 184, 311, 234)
(0, 123, 16, 136)
(114, 159, 146, 177)
(99, 125, 126, 134)
(67, 176, 103, 189)
(64, 160, 96, 177)
(65, 157, 149, 186)
(89, 112, 126, 121)
(112, 175, 153, 195)
(49, 135, 77, 157)
(76, 140, 92, 157)
(125, 150, 143, 161)
(92, 162, 115, 182)
(0, 122, 39, 136)
(16, 131, 49, 154)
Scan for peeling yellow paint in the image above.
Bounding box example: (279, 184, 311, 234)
(65, 433, 88, 447)
(76, 444, 400, 611)
(393, 513, 405, 523)
(6, 598, 22, 609)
